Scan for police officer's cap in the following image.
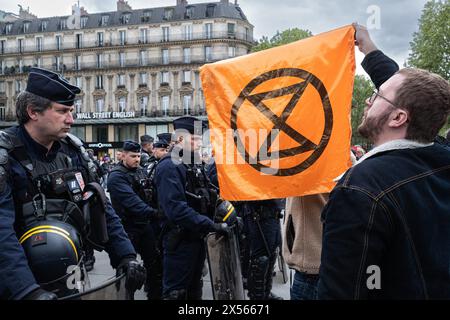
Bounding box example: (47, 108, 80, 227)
(140, 134, 154, 144)
(173, 116, 206, 135)
(153, 133, 171, 148)
(123, 140, 141, 153)
(26, 67, 81, 106)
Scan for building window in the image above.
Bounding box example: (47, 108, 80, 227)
(162, 49, 169, 65)
(115, 125, 138, 142)
(36, 37, 43, 51)
(162, 27, 169, 42)
(117, 74, 125, 87)
(75, 99, 82, 113)
(161, 95, 170, 116)
(245, 27, 250, 41)
(205, 23, 213, 39)
(160, 71, 169, 84)
(139, 72, 147, 85)
(164, 8, 174, 20)
(142, 10, 152, 22)
(41, 20, 48, 32)
(0, 40, 5, 54)
(95, 99, 104, 113)
(75, 77, 83, 89)
(101, 15, 109, 26)
(139, 96, 148, 116)
(96, 75, 103, 89)
(71, 126, 85, 141)
(184, 24, 192, 40)
(76, 34, 82, 49)
(35, 57, 42, 68)
(73, 78, 82, 91)
(18, 39, 23, 53)
(96, 53, 103, 68)
(15, 80, 22, 93)
(23, 22, 30, 33)
(59, 19, 67, 30)
(54, 56, 61, 71)
(0, 106, 5, 121)
(0, 81, 5, 93)
(140, 28, 148, 44)
(139, 50, 147, 66)
(0, 61, 4, 74)
(119, 30, 126, 45)
(75, 55, 81, 70)
(183, 95, 192, 115)
(81, 16, 88, 28)
(183, 47, 191, 63)
(6, 23, 12, 34)
(121, 13, 131, 25)
(118, 97, 127, 112)
(206, 4, 215, 18)
(186, 6, 195, 19)
(56, 35, 62, 50)
(227, 23, 236, 38)
(93, 124, 107, 141)
(228, 46, 236, 58)
(97, 32, 104, 46)
(18, 59, 23, 73)
(119, 52, 125, 67)
(182, 70, 191, 84)
(205, 46, 212, 62)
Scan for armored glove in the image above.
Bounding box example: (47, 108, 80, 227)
(212, 222, 231, 236)
(23, 288, 58, 300)
(117, 257, 147, 293)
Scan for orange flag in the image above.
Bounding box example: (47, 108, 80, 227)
(200, 25, 355, 200)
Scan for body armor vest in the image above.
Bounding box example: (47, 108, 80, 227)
(0, 129, 96, 237)
(112, 165, 153, 205)
(184, 162, 217, 219)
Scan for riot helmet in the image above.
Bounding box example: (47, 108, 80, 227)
(19, 220, 82, 287)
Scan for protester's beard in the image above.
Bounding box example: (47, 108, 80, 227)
(358, 109, 392, 143)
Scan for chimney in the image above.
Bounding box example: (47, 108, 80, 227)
(220, 0, 229, 4)
(177, 0, 188, 5)
(117, 0, 132, 11)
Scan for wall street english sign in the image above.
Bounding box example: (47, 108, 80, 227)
(76, 112, 136, 120)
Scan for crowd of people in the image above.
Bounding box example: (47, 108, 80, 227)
(0, 23, 449, 300)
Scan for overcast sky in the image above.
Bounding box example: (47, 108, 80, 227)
(0, 0, 428, 74)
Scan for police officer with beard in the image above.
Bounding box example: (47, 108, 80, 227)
(0, 68, 145, 300)
(154, 116, 228, 300)
(107, 140, 162, 299)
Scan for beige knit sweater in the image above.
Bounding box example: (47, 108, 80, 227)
(282, 193, 329, 274)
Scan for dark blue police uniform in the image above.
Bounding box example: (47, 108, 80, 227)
(154, 116, 220, 300)
(107, 141, 162, 299)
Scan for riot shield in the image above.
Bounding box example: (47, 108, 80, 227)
(206, 225, 245, 300)
(59, 274, 130, 300)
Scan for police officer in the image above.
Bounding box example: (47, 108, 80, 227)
(244, 200, 284, 300)
(154, 116, 228, 300)
(140, 134, 154, 167)
(0, 67, 145, 300)
(107, 140, 161, 299)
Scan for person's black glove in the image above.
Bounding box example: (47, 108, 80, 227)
(23, 288, 58, 300)
(211, 222, 231, 236)
(116, 257, 146, 294)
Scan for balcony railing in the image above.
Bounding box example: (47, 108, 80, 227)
(0, 31, 254, 55)
(0, 54, 235, 76)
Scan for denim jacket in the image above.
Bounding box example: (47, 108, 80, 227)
(318, 139, 450, 299)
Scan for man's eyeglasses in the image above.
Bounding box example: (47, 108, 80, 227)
(368, 90, 398, 108)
